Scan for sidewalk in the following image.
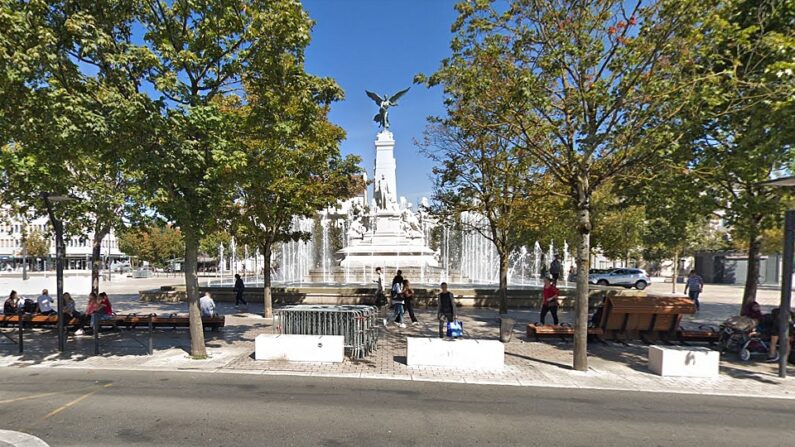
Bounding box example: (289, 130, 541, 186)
(1, 303, 793, 400)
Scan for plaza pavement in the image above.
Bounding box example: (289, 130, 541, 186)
(0, 276, 793, 399)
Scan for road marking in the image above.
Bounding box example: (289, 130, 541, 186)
(40, 384, 113, 421)
(0, 383, 111, 405)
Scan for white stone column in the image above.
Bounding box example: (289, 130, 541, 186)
(374, 130, 397, 204)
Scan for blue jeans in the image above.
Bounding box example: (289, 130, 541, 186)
(392, 303, 404, 324)
(688, 290, 701, 310)
(90, 313, 111, 329)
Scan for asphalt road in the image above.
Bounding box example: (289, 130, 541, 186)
(0, 368, 793, 447)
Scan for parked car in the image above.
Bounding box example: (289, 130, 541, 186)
(589, 268, 650, 290)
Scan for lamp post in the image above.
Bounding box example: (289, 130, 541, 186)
(760, 176, 795, 378)
(41, 194, 75, 353)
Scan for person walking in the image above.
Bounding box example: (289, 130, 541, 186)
(437, 282, 457, 338)
(550, 255, 562, 282)
(402, 279, 418, 325)
(683, 270, 703, 311)
(233, 274, 247, 307)
(390, 279, 406, 328)
(374, 267, 386, 306)
(391, 270, 404, 298)
(539, 277, 560, 325)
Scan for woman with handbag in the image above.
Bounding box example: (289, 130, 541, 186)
(540, 277, 560, 325)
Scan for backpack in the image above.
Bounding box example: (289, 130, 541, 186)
(22, 299, 36, 314)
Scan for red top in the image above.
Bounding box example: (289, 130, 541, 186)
(542, 284, 559, 306)
(101, 297, 113, 315)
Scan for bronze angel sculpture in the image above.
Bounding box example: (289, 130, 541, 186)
(365, 88, 410, 129)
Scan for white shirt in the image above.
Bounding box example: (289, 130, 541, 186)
(375, 273, 385, 293)
(199, 295, 216, 317)
(37, 294, 54, 313)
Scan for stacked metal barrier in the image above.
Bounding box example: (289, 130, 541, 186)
(273, 305, 380, 358)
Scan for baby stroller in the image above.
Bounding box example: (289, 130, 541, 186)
(718, 316, 769, 362)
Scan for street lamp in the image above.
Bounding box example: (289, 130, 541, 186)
(760, 176, 795, 378)
(41, 193, 76, 353)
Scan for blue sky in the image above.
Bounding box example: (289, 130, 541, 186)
(302, 0, 458, 204)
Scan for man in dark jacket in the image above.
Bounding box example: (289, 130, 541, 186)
(233, 274, 247, 306)
(437, 282, 457, 338)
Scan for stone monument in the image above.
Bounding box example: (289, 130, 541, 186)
(334, 90, 439, 276)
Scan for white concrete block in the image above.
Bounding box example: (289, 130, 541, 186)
(406, 337, 504, 370)
(255, 334, 344, 363)
(648, 345, 719, 377)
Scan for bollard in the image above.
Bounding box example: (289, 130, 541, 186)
(499, 317, 515, 343)
(17, 310, 23, 354)
(148, 314, 154, 355)
(93, 314, 100, 355)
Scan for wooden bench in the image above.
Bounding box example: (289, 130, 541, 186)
(526, 293, 696, 344)
(526, 323, 604, 341)
(676, 327, 720, 344)
(0, 314, 225, 331)
(599, 294, 695, 342)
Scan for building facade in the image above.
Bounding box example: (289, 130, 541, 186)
(0, 211, 126, 271)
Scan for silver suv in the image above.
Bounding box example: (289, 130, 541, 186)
(589, 268, 650, 290)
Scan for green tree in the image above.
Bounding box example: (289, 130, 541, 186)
(228, 55, 363, 317)
(681, 0, 795, 309)
(0, 0, 150, 295)
(133, 0, 320, 355)
(420, 120, 555, 314)
(23, 230, 50, 261)
(426, 0, 704, 370)
(118, 225, 184, 268)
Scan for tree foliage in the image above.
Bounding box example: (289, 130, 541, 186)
(425, 0, 705, 370)
(680, 0, 795, 307)
(118, 225, 185, 268)
(0, 0, 150, 294)
(23, 230, 50, 259)
(227, 50, 363, 316)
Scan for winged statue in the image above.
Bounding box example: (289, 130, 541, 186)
(365, 87, 410, 129)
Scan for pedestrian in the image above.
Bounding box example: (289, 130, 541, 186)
(389, 279, 406, 328)
(391, 270, 404, 299)
(550, 255, 562, 282)
(567, 265, 577, 283)
(85, 292, 98, 334)
(36, 289, 56, 316)
(374, 267, 386, 306)
(402, 279, 418, 325)
(765, 308, 795, 363)
(683, 270, 703, 311)
(233, 273, 247, 306)
(539, 277, 560, 325)
(437, 282, 457, 338)
(199, 291, 216, 317)
(4, 291, 19, 315)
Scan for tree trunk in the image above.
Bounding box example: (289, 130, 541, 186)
(671, 248, 679, 294)
(573, 184, 592, 372)
(498, 248, 509, 315)
(262, 242, 273, 318)
(184, 231, 207, 358)
(741, 227, 762, 310)
(90, 224, 111, 295)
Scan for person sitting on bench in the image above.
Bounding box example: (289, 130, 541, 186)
(199, 292, 217, 317)
(36, 289, 56, 316)
(540, 277, 560, 325)
(4, 291, 20, 315)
